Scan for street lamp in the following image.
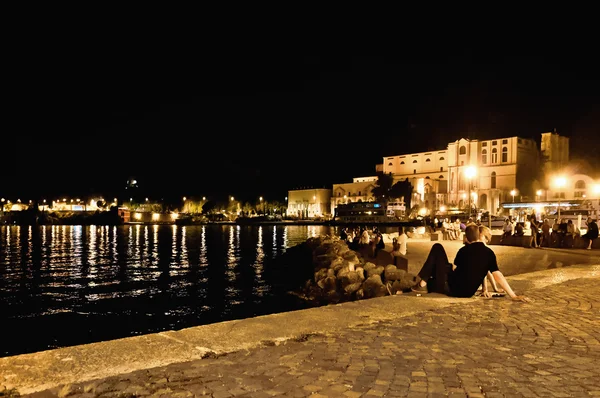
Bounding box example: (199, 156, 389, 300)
(465, 166, 476, 219)
(536, 189, 543, 201)
(259, 196, 263, 215)
(553, 176, 567, 219)
(510, 189, 516, 203)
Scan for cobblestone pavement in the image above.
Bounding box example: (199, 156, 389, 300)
(28, 276, 600, 398)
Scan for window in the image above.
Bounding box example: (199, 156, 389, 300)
(482, 142, 487, 147)
(502, 147, 508, 162)
(425, 158, 431, 162)
(518, 138, 522, 144)
(482, 149, 487, 164)
(388, 162, 393, 166)
(425, 176, 430, 179)
(358, 191, 361, 196)
(440, 167, 443, 171)
(491, 172, 496, 189)
(338, 192, 341, 196)
(459, 146, 466, 155)
(575, 180, 586, 189)
(413, 169, 416, 174)
(502, 139, 508, 144)
(400, 161, 405, 165)
(492, 140, 497, 145)
(413, 160, 417, 163)
(439, 157, 445, 160)
(492, 148, 498, 163)
(439, 175, 444, 179)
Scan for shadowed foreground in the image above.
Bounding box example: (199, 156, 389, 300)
(7, 264, 599, 397)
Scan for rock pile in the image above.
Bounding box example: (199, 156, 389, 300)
(296, 236, 418, 305)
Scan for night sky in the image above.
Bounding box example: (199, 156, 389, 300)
(5, 52, 599, 203)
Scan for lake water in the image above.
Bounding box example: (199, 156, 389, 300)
(0, 224, 339, 357)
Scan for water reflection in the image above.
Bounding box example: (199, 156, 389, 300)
(0, 224, 337, 357)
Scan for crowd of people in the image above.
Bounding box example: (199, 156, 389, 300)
(336, 214, 597, 302)
(502, 215, 598, 249)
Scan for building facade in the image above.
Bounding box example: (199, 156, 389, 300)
(378, 134, 544, 216)
(447, 136, 540, 215)
(286, 188, 332, 219)
(331, 176, 378, 214)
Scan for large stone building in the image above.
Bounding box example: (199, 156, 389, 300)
(325, 131, 598, 218)
(331, 176, 378, 214)
(286, 188, 332, 219)
(377, 133, 550, 215)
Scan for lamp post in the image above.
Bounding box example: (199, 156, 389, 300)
(553, 176, 567, 219)
(465, 166, 477, 220)
(259, 196, 263, 215)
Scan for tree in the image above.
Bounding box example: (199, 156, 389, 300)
(390, 178, 413, 210)
(371, 172, 394, 200)
(372, 173, 413, 209)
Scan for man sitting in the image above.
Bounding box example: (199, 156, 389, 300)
(411, 225, 530, 301)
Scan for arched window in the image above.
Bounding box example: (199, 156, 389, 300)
(459, 146, 466, 155)
(413, 160, 418, 163)
(574, 180, 586, 197)
(388, 162, 393, 166)
(501, 147, 508, 163)
(491, 148, 498, 163)
(400, 161, 405, 165)
(491, 171, 496, 189)
(439, 157, 445, 161)
(425, 158, 431, 162)
(439, 175, 444, 179)
(481, 149, 487, 164)
(425, 176, 430, 179)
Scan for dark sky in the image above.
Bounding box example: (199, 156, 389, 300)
(5, 50, 599, 203)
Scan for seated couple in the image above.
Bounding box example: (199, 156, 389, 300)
(412, 224, 530, 302)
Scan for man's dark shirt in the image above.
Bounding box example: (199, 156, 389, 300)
(449, 242, 500, 297)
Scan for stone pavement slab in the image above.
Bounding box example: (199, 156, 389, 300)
(8, 264, 600, 397)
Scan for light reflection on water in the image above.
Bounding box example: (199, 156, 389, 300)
(0, 224, 337, 357)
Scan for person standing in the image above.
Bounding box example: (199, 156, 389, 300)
(582, 217, 598, 250)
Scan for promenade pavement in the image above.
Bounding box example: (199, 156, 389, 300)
(3, 260, 598, 397)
